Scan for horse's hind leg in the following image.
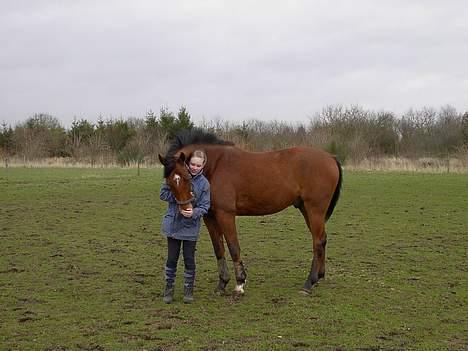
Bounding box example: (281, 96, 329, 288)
(300, 204, 327, 293)
(204, 215, 230, 294)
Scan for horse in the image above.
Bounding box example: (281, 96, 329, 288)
(158, 129, 342, 295)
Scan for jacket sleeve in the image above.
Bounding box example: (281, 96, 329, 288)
(192, 181, 211, 220)
(160, 182, 175, 202)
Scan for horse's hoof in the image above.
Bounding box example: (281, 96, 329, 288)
(231, 291, 244, 300)
(232, 290, 244, 297)
(214, 288, 225, 296)
(300, 288, 311, 295)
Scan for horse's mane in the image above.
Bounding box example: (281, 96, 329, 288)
(163, 128, 234, 177)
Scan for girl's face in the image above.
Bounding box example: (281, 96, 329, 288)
(188, 156, 205, 175)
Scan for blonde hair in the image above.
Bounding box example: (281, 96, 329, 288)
(190, 150, 207, 165)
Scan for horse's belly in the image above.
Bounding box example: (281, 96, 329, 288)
(235, 194, 294, 216)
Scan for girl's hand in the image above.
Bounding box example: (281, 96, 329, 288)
(180, 208, 193, 218)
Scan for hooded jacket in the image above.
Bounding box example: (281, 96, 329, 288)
(160, 172, 210, 241)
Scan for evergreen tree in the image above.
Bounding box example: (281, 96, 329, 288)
(0, 122, 14, 154)
(145, 110, 158, 130)
(176, 106, 194, 131)
(158, 106, 194, 139)
(69, 119, 94, 148)
(104, 119, 135, 152)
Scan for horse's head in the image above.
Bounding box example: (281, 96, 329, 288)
(158, 152, 194, 211)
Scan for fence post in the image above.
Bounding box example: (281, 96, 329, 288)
(446, 152, 450, 174)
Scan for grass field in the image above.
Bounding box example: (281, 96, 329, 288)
(0, 167, 467, 351)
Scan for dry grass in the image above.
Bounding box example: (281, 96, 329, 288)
(346, 156, 468, 173)
(1, 157, 161, 169)
(2, 155, 468, 173)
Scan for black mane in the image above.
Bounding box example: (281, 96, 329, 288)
(162, 128, 233, 177)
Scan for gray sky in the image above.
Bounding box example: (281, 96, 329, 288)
(1, 0, 467, 127)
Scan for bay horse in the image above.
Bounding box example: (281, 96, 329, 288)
(158, 129, 342, 295)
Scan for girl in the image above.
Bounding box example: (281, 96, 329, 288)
(160, 150, 210, 303)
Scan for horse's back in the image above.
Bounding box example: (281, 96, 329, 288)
(210, 146, 340, 215)
(223, 146, 339, 189)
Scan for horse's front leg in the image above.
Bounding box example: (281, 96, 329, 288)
(216, 211, 246, 294)
(203, 215, 230, 294)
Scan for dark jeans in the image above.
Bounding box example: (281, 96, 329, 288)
(166, 237, 197, 271)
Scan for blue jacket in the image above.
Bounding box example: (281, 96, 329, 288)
(160, 172, 210, 241)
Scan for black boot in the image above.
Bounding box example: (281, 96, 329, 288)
(183, 284, 194, 304)
(163, 283, 174, 304)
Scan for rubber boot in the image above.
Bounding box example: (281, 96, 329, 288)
(163, 265, 177, 304)
(183, 284, 194, 304)
(163, 283, 174, 304)
(183, 269, 195, 303)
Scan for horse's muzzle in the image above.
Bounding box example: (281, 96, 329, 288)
(177, 197, 194, 211)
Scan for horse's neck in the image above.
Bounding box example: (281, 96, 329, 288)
(203, 145, 237, 179)
(203, 148, 223, 179)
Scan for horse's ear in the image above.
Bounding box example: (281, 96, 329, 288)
(158, 154, 166, 165)
(178, 152, 186, 163)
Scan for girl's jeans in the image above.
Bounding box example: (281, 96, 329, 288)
(165, 237, 197, 287)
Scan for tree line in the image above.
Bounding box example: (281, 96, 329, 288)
(1, 105, 467, 167)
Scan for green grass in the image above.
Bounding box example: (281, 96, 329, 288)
(0, 168, 467, 350)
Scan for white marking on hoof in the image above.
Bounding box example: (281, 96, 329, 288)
(234, 284, 245, 294)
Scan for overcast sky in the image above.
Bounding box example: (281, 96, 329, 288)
(1, 0, 467, 127)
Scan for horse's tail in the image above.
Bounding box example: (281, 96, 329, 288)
(326, 158, 343, 221)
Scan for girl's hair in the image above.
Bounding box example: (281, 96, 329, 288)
(190, 150, 207, 165)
